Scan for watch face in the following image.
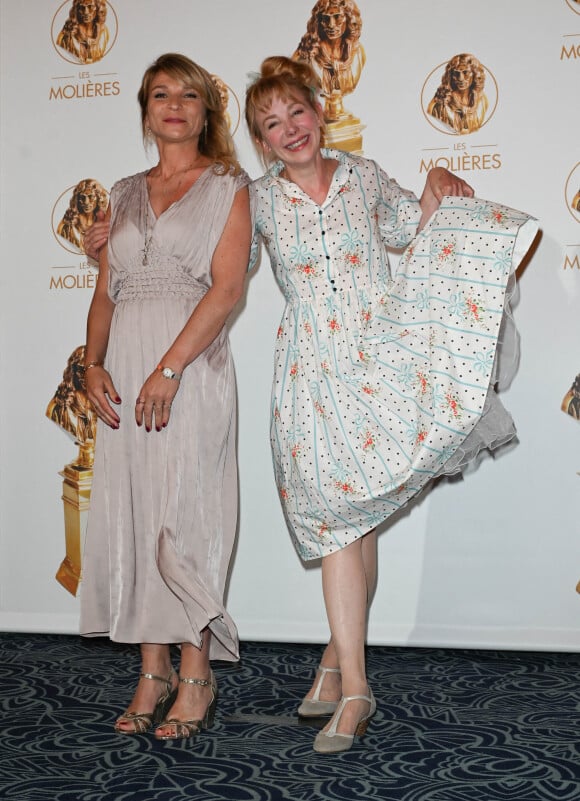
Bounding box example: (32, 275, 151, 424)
(162, 367, 173, 379)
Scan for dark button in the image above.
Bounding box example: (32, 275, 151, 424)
(326, 255, 330, 260)
(332, 287, 337, 292)
(321, 231, 326, 235)
(319, 209, 323, 214)
(330, 279, 335, 284)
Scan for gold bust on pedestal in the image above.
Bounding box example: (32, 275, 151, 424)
(293, 0, 366, 154)
(46, 345, 97, 595)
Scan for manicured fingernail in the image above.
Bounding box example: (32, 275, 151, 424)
(145, 426, 151, 433)
(156, 426, 161, 432)
(115, 396, 121, 403)
(162, 422, 167, 428)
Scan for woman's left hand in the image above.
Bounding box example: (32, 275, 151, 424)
(426, 167, 474, 203)
(419, 167, 474, 229)
(134, 369, 181, 432)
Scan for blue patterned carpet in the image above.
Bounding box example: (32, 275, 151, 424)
(1, 634, 580, 800)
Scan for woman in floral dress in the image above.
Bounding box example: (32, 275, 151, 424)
(246, 56, 537, 753)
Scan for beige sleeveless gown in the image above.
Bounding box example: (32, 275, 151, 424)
(80, 168, 248, 661)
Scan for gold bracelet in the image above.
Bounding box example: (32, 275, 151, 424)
(84, 361, 103, 371)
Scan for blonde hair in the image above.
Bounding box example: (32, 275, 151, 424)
(245, 56, 322, 161)
(138, 53, 241, 175)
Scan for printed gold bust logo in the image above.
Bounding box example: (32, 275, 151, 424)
(52, 179, 109, 255)
(51, 1, 118, 64)
(565, 163, 580, 222)
(211, 75, 241, 136)
(561, 373, 580, 420)
(565, 0, 580, 14)
(421, 53, 498, 136)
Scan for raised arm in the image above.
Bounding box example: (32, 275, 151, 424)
(84, 209, 111, 262)
(418, 167, 474, 230)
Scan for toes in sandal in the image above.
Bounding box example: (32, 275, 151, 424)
(114, 670, 177, 735)
(155, 671, 218, 741)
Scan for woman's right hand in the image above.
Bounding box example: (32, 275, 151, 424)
(83, 210, 111, 262)
(85, 366, 121, 428)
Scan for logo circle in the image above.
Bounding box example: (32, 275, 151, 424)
(51, 1, 118, 65)
(211, 75, 241, 136)
(565, 163, 580, 222)
(52, 180, 109, 255)
(421, 55, 498, 136)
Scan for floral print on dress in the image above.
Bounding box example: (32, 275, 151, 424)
(444, 391, 463, 420)
(328, 316, 341, 334)
(287, 195, 306, 208)
(249, 151, 534, 560)
(472, 202, 514, 230)
(310, 381, 328, 419)
(314, 518, 333, 542)
(290, 243, 318, 278)
(407, 421, 428, 447)
(360, 299, 373, 327)
(330, 462, 356, 495)
(354, 413, 378, 452)
(414, 370, 432, 399)
(339, 229, 364, 270)
(433, 237, 457, 264)
(449, 291, 486, 325)
(464, 294, 486, 326)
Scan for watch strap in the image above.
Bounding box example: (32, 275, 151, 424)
(156, 364, 182, 381)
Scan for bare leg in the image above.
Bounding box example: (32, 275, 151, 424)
(302, 530, 377, 707)
(115, 642, 176, 733)
(311, 530, 378, 737)
(154, 629, 213, 737)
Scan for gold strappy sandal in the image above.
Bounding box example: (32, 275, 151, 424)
(114, 670, 177, 735)
(155, 671, 218, 740)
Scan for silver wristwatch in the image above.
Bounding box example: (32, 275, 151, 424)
(157, 365, 182, 381)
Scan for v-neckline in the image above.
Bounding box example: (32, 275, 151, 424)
(274, 157, 341, 207)
(144, 166, 211, 221)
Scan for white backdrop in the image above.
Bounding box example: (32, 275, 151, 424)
(1, 0, 579, 650)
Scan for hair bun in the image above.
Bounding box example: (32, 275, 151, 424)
(259, 56, 321, 92)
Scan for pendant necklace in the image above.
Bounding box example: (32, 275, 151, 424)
(142, 201, 153, 266)
(142, 161, 202, 265)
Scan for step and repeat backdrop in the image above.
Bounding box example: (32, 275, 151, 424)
(0, 0, 579, 649)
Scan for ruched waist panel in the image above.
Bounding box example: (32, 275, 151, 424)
(114, 269, 207, 302)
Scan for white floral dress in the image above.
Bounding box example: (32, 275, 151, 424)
(249, 149, 537, 561)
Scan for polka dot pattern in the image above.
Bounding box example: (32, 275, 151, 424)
(250, 150, 537, 562)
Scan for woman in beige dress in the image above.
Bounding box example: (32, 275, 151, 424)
(81, 53, 251, 740)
